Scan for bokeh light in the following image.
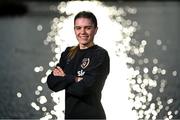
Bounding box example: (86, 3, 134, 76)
(15, 1, 179, 120)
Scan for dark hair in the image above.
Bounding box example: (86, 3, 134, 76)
(74, 11, 97, 28)
(68, 11, 97, 60)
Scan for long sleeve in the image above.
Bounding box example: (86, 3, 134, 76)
(47, 47, 75, 92)
(47, 74, 75, 92)
(66, 49, 110, 97)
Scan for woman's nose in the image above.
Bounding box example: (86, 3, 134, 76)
(80, 28, 86, 34)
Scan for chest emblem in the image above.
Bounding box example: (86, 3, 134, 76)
(81, 58, 90, 69)
(77, 70, 85, 77)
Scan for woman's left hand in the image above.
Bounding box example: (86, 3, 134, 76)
(53, 66, 65, 77)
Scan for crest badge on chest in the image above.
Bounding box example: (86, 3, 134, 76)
(81, 58, 90, 69)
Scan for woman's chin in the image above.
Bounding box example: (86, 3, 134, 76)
(79, 41, 89, 45)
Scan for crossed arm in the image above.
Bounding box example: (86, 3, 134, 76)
(53, 66, 83, 82)
(47, 49, 110, 97)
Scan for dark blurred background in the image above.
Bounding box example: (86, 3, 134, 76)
(0, 0, 180, 119)
(0, 0, 58, 119)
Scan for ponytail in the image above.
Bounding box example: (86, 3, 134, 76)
(67, 45, 79, 60)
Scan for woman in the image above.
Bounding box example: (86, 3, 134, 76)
(47, 11, 110, 119)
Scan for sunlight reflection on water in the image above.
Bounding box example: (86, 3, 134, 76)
(16, 1, 179, 120)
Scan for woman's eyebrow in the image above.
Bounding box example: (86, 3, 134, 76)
(74, 25, 94, 28)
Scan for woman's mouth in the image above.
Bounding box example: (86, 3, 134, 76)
(80, 36, 88, 39)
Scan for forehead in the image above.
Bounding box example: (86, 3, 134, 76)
(74, 18, 93, 26)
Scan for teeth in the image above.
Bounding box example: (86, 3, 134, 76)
(81, 36, 88, 38)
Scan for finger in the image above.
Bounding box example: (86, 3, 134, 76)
(56, 66, 61, 69)
(56, 67, 63, 71)
(53, 70, 59, 74)
(56, 67, 65, 74)
(53, 72, 61, 76)
(53, 69, 65, 76)
(53, 66, 65, 76)
(55, 66, 63, 73)
(55, 67, 63, 73)
(59, 68, 64, 73)
(53, 70, 60, 76)
(53, 69, 59, 73)
(56, 66, 62, 71)
(75, 77, 83, 82)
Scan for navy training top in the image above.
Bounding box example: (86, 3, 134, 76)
(47, 45, 110, 119)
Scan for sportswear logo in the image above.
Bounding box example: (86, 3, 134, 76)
(81, 58, 90, 69)
(77, 70, 85, 77)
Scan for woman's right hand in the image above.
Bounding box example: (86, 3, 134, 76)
(75, 77, 83, 82)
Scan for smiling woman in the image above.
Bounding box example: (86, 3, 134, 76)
(42, 1, 138, 120)
(67, 11, 98, 60)
(74, 11, 98, 49)
(47, 11, 110, 119)
(74, 17, 97, 49)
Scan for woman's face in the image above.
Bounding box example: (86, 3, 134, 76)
(74, 18, 98, 48)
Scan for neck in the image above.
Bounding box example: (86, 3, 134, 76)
(79, 42, 94, 49)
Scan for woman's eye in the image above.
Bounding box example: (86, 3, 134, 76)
(85, 27, 92, 30)
(74, 26, 81, 30)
